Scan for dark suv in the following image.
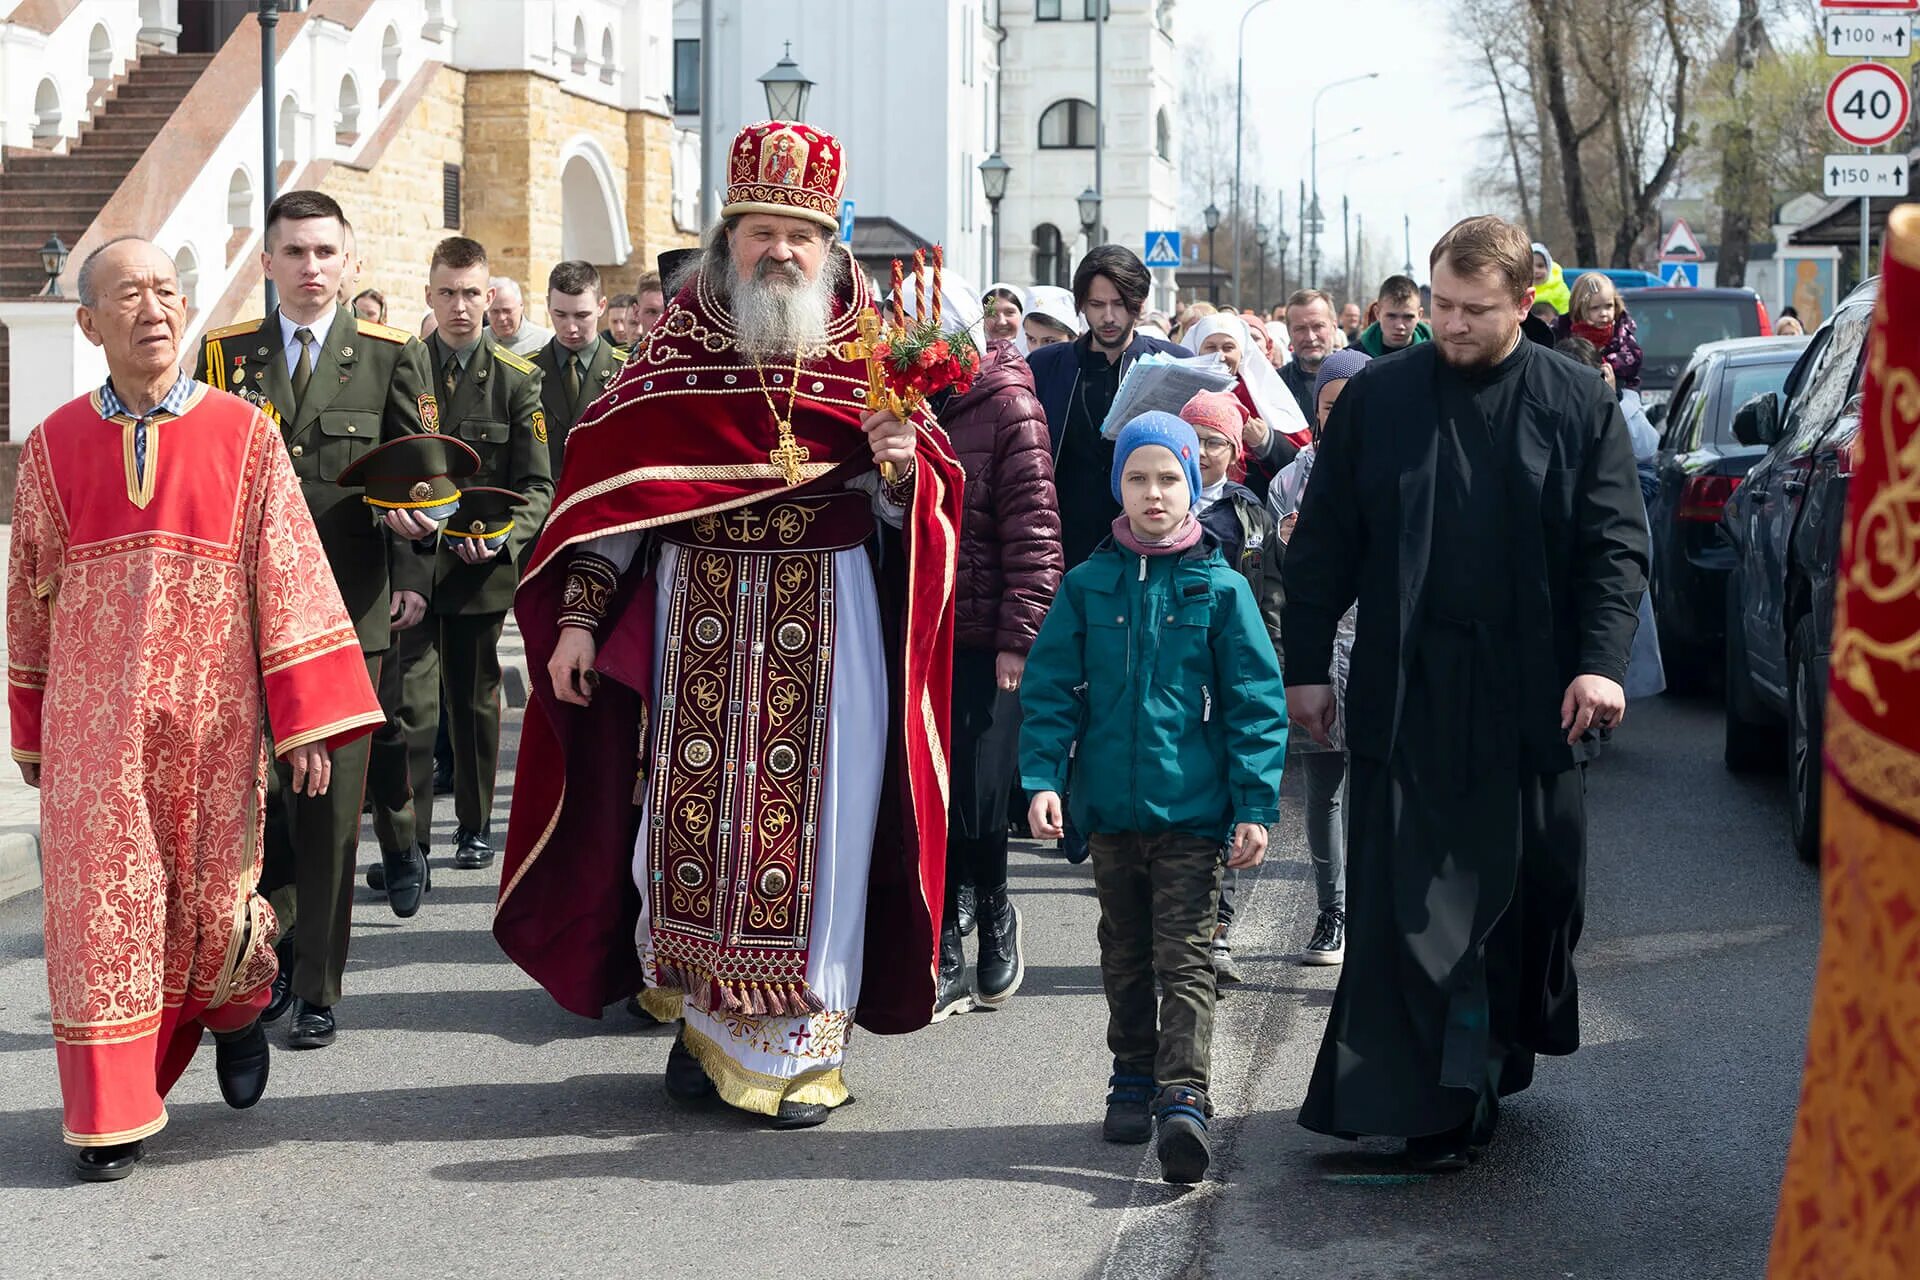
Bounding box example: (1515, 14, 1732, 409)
(1621, 286, 1772, 407)
(1647, 335, 1809, 690)
(1721, 280, 1873, 862)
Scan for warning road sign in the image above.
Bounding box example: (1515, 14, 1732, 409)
(1826, 61, 1911, 147)
(1659, 219, 1704, 260)
(1144, 231, 1183, 269)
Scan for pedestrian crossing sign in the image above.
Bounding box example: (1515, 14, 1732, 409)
(1659, 260, 1699, 288)
(1145, 231, 1183, 268)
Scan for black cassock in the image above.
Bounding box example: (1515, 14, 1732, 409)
(1281, 336, 1648, 1142)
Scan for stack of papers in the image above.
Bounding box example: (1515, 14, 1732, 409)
(1099, 352, 1237, 439)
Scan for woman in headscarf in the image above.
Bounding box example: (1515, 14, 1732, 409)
(1531, 242, 1572, 315)
(1183, 310, 1312, 500)
(1023, 285, 1082, 350)
(903, 274, 1063, 1021)
(983, 283, 1028, 353)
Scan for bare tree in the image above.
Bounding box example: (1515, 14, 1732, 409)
(1714, 0, 1765, 286)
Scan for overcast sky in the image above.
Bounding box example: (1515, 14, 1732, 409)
(1179, 0, 1504, 287)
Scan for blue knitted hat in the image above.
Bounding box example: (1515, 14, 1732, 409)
(1111, 411, 1203, 503)
(1312, 347, 1373, 405)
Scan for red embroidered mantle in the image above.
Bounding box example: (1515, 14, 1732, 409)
(494, 260, 962, 1035)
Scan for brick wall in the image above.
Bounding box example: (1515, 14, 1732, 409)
(326, 65, 469, 336)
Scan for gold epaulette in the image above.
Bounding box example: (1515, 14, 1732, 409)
(203, 319, 263, 342)
(357, 320, 415, 345)
(609, 345, 630, 364)
(492, 346, 536, 375)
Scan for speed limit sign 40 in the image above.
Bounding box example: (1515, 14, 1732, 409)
(1827, 62, 1911, 147)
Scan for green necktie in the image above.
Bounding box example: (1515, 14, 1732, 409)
(444, 358, 461, 399)
(565, 353, 582, 403)
(292, 327, 315, 407)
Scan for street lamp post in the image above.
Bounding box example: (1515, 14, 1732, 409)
(259, 0, 280, 313)
(1275, 225, 1291, 305)
(1078, 186, 1103, 269)
(39, 235, 69, 297)
(1310, 72, 1377, 294)
(1204, 201, 1221, 304)
(979, 152, 1011, 284)
(1231, 0, 1277, 308)
(1254, 222, 1269, 313)
(758, 42, 814, 120)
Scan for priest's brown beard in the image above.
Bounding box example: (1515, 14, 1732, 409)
(710, 250, 845, 364)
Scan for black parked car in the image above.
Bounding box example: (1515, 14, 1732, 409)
(1647, 335, 1809, 690)
(1621, 286, 1772, 407)
(1722, 281, 1874, 862)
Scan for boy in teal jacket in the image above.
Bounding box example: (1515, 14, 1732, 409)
(1020, 411, 1288, 1185)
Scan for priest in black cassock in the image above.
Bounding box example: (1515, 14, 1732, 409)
(1280, 215, 1648, 1172)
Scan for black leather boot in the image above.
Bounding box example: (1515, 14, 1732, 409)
(931, 919, 971, 1022)
(973, 887, 1024, 1007)
(213, 1018, 270, 1108)
(955, 882, 977, 938)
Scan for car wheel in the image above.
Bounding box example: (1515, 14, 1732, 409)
(1723, 574, 1784, 774)
(1788, 614, 1824, 866)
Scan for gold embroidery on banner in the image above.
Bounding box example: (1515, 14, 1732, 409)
(1832, 334, 1920, 719)
(1826, 695, 1920, 830)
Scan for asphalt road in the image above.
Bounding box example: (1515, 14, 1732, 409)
(0, 692, 1817, 1279)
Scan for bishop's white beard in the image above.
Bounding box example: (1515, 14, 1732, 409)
(721, 257, 838, 365)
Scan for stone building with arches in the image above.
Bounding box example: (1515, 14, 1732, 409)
(0, 0, 699, 447)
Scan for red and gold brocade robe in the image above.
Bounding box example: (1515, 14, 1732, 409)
(1769, 207, 1920, 1278)
(6, 383, 384, 1147)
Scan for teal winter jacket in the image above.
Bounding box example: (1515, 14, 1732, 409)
(1019, 534, 1289, 842)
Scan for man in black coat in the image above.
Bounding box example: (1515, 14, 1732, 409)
(1028, 245, 1188, 572)
(1281, 215, 1648, 1172)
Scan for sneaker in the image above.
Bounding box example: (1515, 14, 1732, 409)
(931, 921, 972, 1022)
(973, 889, 1024, 1007)
(1210, 925, 1244, 985)
(1154, 1086, 1212, 1184)
(1103, 1073, 1155, 1144)
(1302, 909, 1345, 966)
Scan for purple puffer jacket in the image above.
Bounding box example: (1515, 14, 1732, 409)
(1553, 310, 1643, 390)
(939, 339, 1064, 655)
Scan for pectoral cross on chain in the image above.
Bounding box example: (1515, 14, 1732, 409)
(768, 431, 811, 487)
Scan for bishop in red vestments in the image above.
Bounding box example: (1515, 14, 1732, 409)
(495, 122, 962, 1128)
(7, 239, 383, 1180)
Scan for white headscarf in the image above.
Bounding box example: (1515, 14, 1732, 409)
(983, 281, 1029, 355)
(1024, 285, 1083, 338)
(897, 269, 988, 350)
(1182, 312, 1309, 441)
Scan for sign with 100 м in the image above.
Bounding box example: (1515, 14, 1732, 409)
(1826, 60, 1911, 146)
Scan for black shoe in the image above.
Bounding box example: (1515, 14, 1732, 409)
(625, 993, 667, 1024)
(769, 1101, 832, 1130)
(366, 843, 431, 893)
(262, 939, 294, 1024)
(453, 827, 494, 870)
(73, 1141, 143, 1182)
(286, 999, 336, 1050)
(1210, 925, 1245, 985)
(1103, 1073, 1155, 1144)
(973, 889, 1024, 1007)
(381, 844, 430, 918)
(433, 762, 454, 794)
(955, 882, 977, 938)
(1154, 1086, 1212, 1184)
(1302, 909, 1345, 966)
(212, 1019, 270, 1109)
(1406, 1126, 1473, 1173)
(931, 921, 971, 1023)
(664, 1026, 715, 1102)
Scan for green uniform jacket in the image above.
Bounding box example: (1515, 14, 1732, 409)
(428, 330, 555, 615)
(196, 306, 436, 653)
(531, 333, 626, 481)
(1019, 535, 1290, 842)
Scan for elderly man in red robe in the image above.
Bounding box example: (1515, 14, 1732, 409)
(7, 237, 384, 1181)
(495, 121, 962, 1129)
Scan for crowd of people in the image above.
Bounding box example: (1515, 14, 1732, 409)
(9, 119, 1651, 1194)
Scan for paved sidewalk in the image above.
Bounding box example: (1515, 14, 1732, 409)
(0, 527, 42, 902)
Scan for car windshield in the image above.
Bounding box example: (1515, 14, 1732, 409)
(1629, 296, 1760, 387)
(1712, 359, 1799, 446)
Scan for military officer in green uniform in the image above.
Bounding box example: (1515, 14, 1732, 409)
(395, 236, 553, 873)
(194, 190, 436, 1051)
(531, 259, 627, 479)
